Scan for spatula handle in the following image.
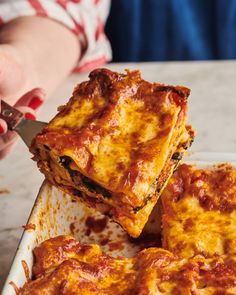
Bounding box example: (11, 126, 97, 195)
(0, 100, 24, 130)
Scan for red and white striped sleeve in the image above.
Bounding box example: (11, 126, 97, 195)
(0, 0, 112, 72)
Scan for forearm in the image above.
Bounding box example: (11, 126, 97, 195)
(0, 16, 80, 98)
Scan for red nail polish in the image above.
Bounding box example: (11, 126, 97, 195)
(0, 125, 5, 134)
(28, 97, 43, 110)
(25, 113, 36, 120)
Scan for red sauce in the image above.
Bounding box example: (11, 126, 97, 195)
(22, 223, 36, 231)
(85, 216, 108, 234)
(100, 238, 110, 246)
(21, 260, 30, 282)
(170, 92, 187, 108)
(213, 291, 229, 295)
(108, 241, 124, 251)
(131, 131, 139, 140)
(0, 188, 10, 194)
(70, 222, 76, 235)
(34, 68, 190, 172)
(173, 241, 186, 254)
(203, 260, 236, 288)
(158, 127, 171, 138)
(223, 239, 232, 253)
(85, 228, 91, 236)
(129, 233, 162, 251)
(19, 234, 236, 294)
(116, 162, 126, 172)
(9, 281, 19, 295)
(170, 175, 184, 202)
(183, 218, 194, 231)
(159, 113, 173, 128)
(167, 164, 236, 213)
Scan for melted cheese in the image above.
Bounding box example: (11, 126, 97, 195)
(19, 236, 236, 294)
(161, 163, 236, 258)
(31, 69, 193, 237)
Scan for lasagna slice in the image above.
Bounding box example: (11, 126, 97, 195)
(31, 68, 194, 237)
(19, 235, 236, 294)
(161, 163, 236, 258)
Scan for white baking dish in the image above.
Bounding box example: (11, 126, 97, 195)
(2, 152, 236, 295)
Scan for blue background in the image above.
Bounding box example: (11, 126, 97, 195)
(106, 0, 236, 61)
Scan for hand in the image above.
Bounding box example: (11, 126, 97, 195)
(0, 88, 45, 159)
(0, 43, 45, 159)
(0, 15, 80, 158)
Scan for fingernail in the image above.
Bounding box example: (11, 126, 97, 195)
(0, 125, 5, 135)
(25, 113, 36, 120)
(28, 97, 43, 110)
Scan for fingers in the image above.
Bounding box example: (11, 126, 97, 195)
(0, 118, 8, 135)
(15, 88, 46, 123)
(14, 87, 45, 122)
(0, 96, 8, 135)
(0, 87, 46, 159)
(15, 88, 45, 110)
(0, 45, 25, 99)
(17, 106, 36, 121)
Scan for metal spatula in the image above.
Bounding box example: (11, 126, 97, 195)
(0, 100, 47, 147)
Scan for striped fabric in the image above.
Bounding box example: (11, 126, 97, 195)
(0, 0, 112, 72)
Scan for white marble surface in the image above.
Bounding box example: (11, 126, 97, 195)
(0, 61, 236, 289)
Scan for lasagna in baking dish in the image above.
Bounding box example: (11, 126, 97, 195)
(31, 68, 194, 237)
(19, 235, 236, 294)
(161, 163, 236, 258)
(19, 164, 236, 294)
